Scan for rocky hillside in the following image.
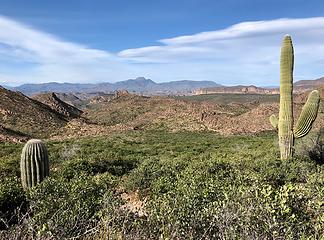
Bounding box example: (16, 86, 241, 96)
(54, 93, 85, 107)
(0, 86, 67, 139)
(294, 77, 324, 89)
(295, 84, 324, 102)
(0, 124, 28, 143)
(50, 89, 323, 140)
(32, 92, 83, 118)
(1, 85, 322, 142)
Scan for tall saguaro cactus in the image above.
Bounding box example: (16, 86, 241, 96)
(20, 139, 49, 190)
(270, 35, 320, 160)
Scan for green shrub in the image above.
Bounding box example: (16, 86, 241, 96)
(143, 159, 323, 239)
(0, 143, 22, 178)
(0, 131, 323, 239)
(0, 176, 26, 230)
(60, 157, 137, 180)
(27, 174, 116, 238)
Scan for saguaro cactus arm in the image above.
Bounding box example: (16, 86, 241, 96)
(269, 114, 278, 129)
(293, 90, 320, 138)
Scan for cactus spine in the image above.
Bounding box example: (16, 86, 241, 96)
(271, 35, 320, 160)
(20, 139, 49, 190)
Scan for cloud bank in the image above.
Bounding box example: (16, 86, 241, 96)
(0, 15, 324, 86)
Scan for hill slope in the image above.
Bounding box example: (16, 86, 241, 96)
(0, 86, 67, 138)
(0, 124, 28, 143)
(294, 77, 324, 87)
(53, 91, 323, 139)
(32, 92, 83, 118)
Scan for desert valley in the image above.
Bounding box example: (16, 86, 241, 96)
(1, 1, 324, 239)
(0, 74, 323, 239)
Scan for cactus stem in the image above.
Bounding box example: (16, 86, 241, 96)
(20, 139, 49, 190)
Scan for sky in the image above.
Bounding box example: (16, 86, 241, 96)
(0, 0, 324, 86)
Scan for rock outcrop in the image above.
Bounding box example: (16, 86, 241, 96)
(32, 92, 83, 118)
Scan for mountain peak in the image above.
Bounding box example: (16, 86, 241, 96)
(133, 77, 155, 83)
(135, 77, 147, 81)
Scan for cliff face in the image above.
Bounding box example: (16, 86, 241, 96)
(195, 78, 324, 95)
(195, 85, 279, 95)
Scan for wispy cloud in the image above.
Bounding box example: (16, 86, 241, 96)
(0, 15, 135, 85)
(118, 17, 324, 62)
(0, 16, 324, 86)
(160, 18, 324, 45)
(0, 16, 111, 63)
(118, 17, 324, 85)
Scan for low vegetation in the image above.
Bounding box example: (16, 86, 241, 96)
(0, 130, 323, 239)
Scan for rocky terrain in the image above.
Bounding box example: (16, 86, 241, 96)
(0, 84, 322, 142)
(32, 92, 83, 118)
(0, 86, 67, 139)
(294, 77, 324, 90)
(0, 124, 28, 143)
(53, 89, 324, 139)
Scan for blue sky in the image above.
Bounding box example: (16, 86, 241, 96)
(0, 0, 324, 86)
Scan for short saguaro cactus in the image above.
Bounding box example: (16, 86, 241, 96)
(270, 35, 320, 160)
(20, 139, 50, 190)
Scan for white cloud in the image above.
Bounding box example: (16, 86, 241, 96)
(119, 17, 324, 62)
(160, 18, 324, 45)
(0, 16, 110, 63)
(0, 15, 137, 85)
(0, 15, 324, 86)
(118, 17, 324, 85)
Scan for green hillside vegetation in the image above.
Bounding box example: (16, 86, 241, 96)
(0, 130, 323, 239)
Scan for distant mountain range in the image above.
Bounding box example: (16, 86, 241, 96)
(9, 77, 222, 95)
(294, 77, 324, 89)
(0, 79, 323, 142)
(195, 77, 324, 95)
(3, 77, 324, 96)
